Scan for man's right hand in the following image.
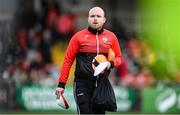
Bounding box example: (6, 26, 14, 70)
(55, 87, 64, 99)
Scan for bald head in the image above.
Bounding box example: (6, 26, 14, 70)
(89, 7, 105, 17)
(88, 7, 106, 30)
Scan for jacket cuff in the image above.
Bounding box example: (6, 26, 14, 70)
(57, 82, 66, 88)
(109, 61, 114, 68)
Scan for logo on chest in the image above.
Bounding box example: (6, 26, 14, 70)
(84, 34, 89, 39)
(102, 37, 108, 43)
(100, 37, 110, 49)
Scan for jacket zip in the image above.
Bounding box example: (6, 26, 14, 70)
(96, 32, 99, 56)
(95, 32, 99, 87)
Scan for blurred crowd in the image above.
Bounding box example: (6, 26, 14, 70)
(0, 0, 153, 110)
(2, 0, 156, 88)
(1, 0, 180, 111)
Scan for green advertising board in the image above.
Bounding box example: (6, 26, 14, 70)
(16, 85, 77, 113)
(16, 85, 136, 113)
(142, 87, 180, 113)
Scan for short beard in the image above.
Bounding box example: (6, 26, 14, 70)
(90, 25, 102, 30)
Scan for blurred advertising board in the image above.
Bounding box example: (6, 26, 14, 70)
(0, 78, 9, 111)
(16, 85, 137, 113)
(142, 87, 180, 113)
(16, 85, 77, 113)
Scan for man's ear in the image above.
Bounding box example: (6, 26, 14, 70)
(103, 17, 106, 23)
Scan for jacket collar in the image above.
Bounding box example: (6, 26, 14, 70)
(88, 27, 104, 35)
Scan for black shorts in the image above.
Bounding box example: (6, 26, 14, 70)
(73, 78, 105, 114)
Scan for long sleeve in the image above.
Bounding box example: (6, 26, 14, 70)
(111, 34, 122, 68)
(58, 33, 79, 88)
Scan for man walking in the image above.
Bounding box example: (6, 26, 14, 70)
(55, 6, 122, 114)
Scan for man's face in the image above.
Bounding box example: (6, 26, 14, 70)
(88, 7, 106, 30)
